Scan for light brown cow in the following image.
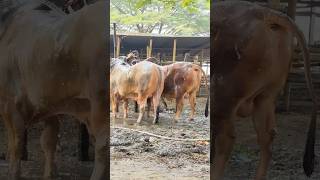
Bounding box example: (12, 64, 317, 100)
(212, 1, 318, 180)
(110, 58, 169, 124)
(0, 1, 108, 180)
(162, 62, 209, 121)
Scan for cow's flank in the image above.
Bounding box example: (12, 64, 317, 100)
(212, 1, 317, 179)
(161, 62, 209, 121)
(0, 1, 108, 180)
(110, 59, 166, 124)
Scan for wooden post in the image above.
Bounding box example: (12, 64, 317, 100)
(268, 0, 281, 10)
(283, 0, 297, 112)
(172, 38, 177, 62)
(194, 55, 199, 64)
(146, 46, 149, 58)
(157, 53, 161, 64)
(149, 39, 153, 57)
(200, 49, 204, 67)
(309, 1, 315, 45)
(116, 36, 121, 57)
(287, 0, 297, 20)
(113, 23, 117, 58)
(183, 53, 188, 62)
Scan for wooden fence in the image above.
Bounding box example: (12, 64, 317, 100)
(279, 47, 320, 111)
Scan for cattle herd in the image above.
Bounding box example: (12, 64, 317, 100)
(0, 0, 318, 179)
(110, 55, 209, 125)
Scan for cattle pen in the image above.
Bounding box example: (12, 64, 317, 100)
(110, 32, 210, 97)
(110, 32, 210, 178)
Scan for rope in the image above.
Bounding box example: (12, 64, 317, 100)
(111, 126, 210, 142)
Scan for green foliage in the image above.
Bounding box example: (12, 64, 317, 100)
(111, 0, 209, 36)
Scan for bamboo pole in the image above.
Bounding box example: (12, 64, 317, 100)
(172, 39, 177, 62)
(287, 0, 297, 20)
(149, 39, 153, 57)
(116, 36, 121, 57)
(309, 1, 315, 45)
(113, 23, 117, 58)
(200, 49, 204, 67)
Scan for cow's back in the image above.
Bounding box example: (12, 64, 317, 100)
(129, 61, 163, 95)
(213, 1, 293, 103)
(0, 1, 107, 117)
(163, 62, 202, 98)
(111, 61, 163, 99)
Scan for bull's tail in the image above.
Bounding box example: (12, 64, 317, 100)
(205, 94, 209, 117)
(265, 10, 318, 177)
(194, 64, 209, 117)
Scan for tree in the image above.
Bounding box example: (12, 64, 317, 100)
(111, 0, 209, 36)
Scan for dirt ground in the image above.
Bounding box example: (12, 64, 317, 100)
(224, 111, 320, 180)
(0, 97, 319, 180)
(0, 116, 94, 180)
(110, 97, 210, 180)
(111, 98, 320, 180)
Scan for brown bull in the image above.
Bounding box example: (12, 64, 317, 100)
(0, 1, 108, 180)
(162, 62, 209, 121)
(110, 58, 169, 124)
(212, 1, 318, 180)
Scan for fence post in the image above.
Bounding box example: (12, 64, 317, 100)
(172, 38, 177, 62)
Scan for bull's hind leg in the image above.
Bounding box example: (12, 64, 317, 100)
(161, 97, 168, 110)
(79, 123, 90, 161)
(146, 98, 152, 118)
(152, 96, 161, 124)
(40, 119, 60, 178)
(123, 99, 128, 119)
(252, 96, 277, 180)
(136, 97, 147, 124)
(212, 116, 235, 180)
(134, 101, 139, 113)
(89, 98, 108, 180)
(111, 96, 117, 119)
(188, 92, 197, 121)
(175, 95, 184, 122)
(21, 130, 28, 161)
(2, 107, 25, 180)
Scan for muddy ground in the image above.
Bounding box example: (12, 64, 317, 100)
(110, 97, 210, 179)
(0, 97, 319, 179)
(0, 115, 94, 180)
(224, 111, 320, 180)
(111, 99, 320, 179)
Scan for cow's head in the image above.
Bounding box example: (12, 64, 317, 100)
(126, 50, 140, 65)
(110, 57, 130, 70)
